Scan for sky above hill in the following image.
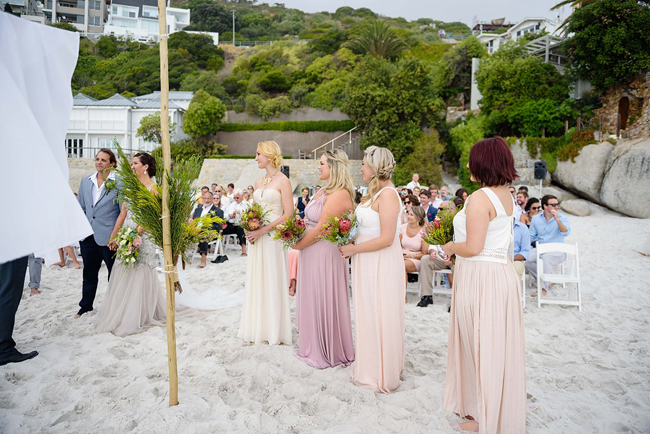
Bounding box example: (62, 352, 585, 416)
(276, 0, 572, 27)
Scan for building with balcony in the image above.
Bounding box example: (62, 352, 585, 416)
(42, 0, 108, 34)
(475, 17, 560, 54)
(66, 92, 188, 158)
(103, 0, 189, 42)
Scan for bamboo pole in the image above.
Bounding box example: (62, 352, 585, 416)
(157, 0, 179, 407)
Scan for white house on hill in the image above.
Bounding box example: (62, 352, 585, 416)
(475, 17, 560, 54)
(66, 92, 189, 158)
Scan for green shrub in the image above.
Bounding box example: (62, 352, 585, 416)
(257, 96, 293, 120)
(392, 130, 444, 187)
(557, 130, 598, 162)
(216, 120, 355, 133)
(153, 137, 227, 161)
(449, 116, 485, 192)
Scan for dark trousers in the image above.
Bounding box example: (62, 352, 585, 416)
(0, 256, 29, 358)
(222, 224, 246, 245)
(79, 235, 115, 313)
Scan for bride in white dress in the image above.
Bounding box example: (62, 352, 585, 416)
(96, 153, 166, 337)
(238, 141, 294, 345)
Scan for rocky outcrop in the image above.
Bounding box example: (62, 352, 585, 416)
(560, 199, 592, 216)
(554, 143, 614, 202)
(552, 138, 650, 218)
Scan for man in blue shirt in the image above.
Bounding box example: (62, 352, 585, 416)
(525, 194, 571, 296)
(419, 189, 437, 222)
(512, 219, 530, 279)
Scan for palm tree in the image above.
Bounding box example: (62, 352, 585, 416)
(344, 20, 408, 59)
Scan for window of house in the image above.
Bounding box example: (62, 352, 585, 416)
(89, 0, 100, 10)
(77, 14, 84, 24)
(89, 15, 100, 25)
(66, 138, 84, 158)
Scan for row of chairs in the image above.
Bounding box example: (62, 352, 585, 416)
(408, 243, 582, 311)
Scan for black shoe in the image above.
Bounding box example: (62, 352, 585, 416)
(76, 308, 92, 316)
(417, 296, 433, 307)
(0, 350, 38, 366)
(211, 255, 223, 264)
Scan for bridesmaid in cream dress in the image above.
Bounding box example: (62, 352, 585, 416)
(238, 141, 293, 345)
(340, 146, 405, 393)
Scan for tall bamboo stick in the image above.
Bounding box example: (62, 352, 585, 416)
(157, 0, 179, 407)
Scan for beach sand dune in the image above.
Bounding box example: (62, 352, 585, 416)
(1, 213, 649, 433)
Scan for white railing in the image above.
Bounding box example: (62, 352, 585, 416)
(308, 127, 357, 160)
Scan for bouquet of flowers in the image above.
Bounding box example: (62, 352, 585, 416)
(273, 210, 306, 249)
(113, 226, 142, 267)
(318, 210, 358, 246)
(420, 206, 461, 259)
(237, 203, 270, 241)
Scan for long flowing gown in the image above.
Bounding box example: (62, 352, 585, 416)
(295, 193, 354, 368)
(443, 187, 526, 434)
(95, 210, 166, 337)
(351, 187, 405, 393)
(238, 188, 292, 345)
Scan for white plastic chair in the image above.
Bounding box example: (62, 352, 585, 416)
(222, 234, 238, 251)
(190, 239, 223, 263)
(406, 273, 420, 294)
(432, 269, 453, 297)
(536, 242, 581, 311)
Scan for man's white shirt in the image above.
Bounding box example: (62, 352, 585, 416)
(406, 181, 421, 190)
(199, 204, 213, 217)
(89, 171, 116, 206)
(225, 200, 246, 223)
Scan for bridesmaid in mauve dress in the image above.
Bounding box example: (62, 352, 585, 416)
(340, 146, 405, 393)
(291, 149, 355, 369)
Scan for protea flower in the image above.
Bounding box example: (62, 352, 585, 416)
(338, 218, 352, 233)
(248, 218, 261, 230)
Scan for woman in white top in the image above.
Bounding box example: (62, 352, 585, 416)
(441, 137, 526, 433)
(340, 146, 405, 393)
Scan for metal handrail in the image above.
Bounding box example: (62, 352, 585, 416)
(310, 127, 357, 160)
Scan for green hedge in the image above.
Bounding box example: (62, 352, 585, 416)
(205, 155, 293, 159)
(216, 120, 355, 133)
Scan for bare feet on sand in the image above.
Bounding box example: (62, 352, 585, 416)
(30, 288, 41, 296)
(53, 261, 65, 268)
(460, 421, 479, 432)
(531, 288, 547, 297)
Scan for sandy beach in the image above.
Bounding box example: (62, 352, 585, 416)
(1, 210, 649, 433)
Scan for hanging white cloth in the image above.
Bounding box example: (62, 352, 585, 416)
(0, 14, 92, 263)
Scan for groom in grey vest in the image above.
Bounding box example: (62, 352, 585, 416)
(76, 148, 122, 317)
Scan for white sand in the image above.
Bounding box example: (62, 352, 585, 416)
(1, 211, 649, 433)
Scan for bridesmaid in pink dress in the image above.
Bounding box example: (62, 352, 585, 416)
(340, 146, 405, 393)
(291, 149, 355, 369)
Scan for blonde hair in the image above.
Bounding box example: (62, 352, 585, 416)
(361, 146, 396, 205)
(323, 149, 355, 204)
(257, 141, 283, 168)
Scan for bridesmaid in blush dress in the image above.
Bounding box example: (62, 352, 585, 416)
(441, 137, 526, 433)
(238, 141, 294, 345)
(291, 149, 355, 368)
(340, 146, 405, 393)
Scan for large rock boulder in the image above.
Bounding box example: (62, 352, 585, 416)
(554, 143, 614, 202)
(599, 139, 650, 218)
(560, 199, 592, 216)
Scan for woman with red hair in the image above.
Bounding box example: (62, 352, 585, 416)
(441, 137, 526, 433)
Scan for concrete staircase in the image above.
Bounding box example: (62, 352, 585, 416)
(299, 127, 363, 160)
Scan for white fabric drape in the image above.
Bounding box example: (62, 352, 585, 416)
(0, 14, 92, 263)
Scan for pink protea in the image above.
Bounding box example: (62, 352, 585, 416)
(133, 237, 142, 248)
(281, 230, 293, 241)
(433, 219, 441, 229)
(248, 217, 261, 230)
(338, 218, 352, 233)
(295, 219, 306, 229)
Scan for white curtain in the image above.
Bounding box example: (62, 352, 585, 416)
(0, 14, 93, 263)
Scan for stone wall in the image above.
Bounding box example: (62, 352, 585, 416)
(224, 107, 349, 124)
(595, 71, 650, 140)
(214, 130, 360, 159)
(197, 159, 364, 193)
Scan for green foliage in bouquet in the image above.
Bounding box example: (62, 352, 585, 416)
(114, 144, 222, 288)
(273, 210, 306, 249)
(318, 210, 358, 246)
(421, 205, 460, 246)
(237, 203, 270, 242)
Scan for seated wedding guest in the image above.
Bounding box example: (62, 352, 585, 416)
(223, 190, 248, 257)
(509, 185, 516, 198)
(518, 185, 529, 194)
(401, 194, 420, 224)
(215, 185, 230, 208)
(452, 197, 464, 209)
(412, 187, 421, 197)
(520, 197, 540, 227)
(406, 172, 421, 190)
(53, 246, 81, 269)
(440, 185, 453, 201)
(455, 188, 468, 203)
(192, 191, 224, 268)
(226, 183, 235, 199)
(513, 218, 530, 279)
(514, 190, 528, 220)
(243, 190, 251, 203)
(401, 206, 426, 278)
(247, 185, 255, 198)
(526, 194, 571, 297)
(417, 243, 454, 307)
(212, 192, 224, 212)
(27, 254, 43, 296)
(429, 184, 443, 209)
(211, 183, 219, 193)
(296, 187, 310, 219)
(419, 189, 437, 222)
